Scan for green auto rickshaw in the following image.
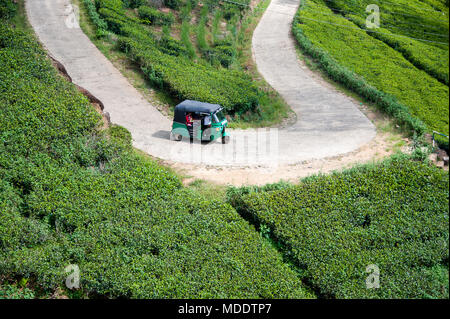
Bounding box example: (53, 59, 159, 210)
(170, 100, 230, 144)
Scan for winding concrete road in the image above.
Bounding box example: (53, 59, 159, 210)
(26, 0, 375, 167)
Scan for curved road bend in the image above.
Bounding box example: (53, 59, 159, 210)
(26, 0, 375, 167)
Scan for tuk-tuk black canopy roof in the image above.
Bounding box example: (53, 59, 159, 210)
(175, 100, 222, 114)
(173, 100, 222, 123)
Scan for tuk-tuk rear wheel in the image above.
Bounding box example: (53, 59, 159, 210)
(171, 132, 182, 141)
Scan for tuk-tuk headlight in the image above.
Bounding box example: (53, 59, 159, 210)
(216, 127, 220, 132)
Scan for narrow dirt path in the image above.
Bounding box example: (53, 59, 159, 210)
(26, 0, 376, 172)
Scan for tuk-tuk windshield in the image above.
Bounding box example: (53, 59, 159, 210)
(213, 110, 226, 123)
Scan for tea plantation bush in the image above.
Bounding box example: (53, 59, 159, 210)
(164, 0, 182, 10)
(138, 5, 174, 26)
(228, 156, 449, 298)
(83, 0, 108, 37)
(0, 24, 310, 298)
(324, 0, 449, 85)
(356, 24, 449, 86)
(123, 0, 146, 8)
(0, 283, 35, 299)
(94, 0, 259, 114)
(0, 0, 16, 20)
(294, 0, 449, 136)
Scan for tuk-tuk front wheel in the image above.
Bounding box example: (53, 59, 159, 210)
(222, 135, 230, 144)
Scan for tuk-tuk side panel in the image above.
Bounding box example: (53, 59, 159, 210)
(172, 121, 190, 138)
(172, 121, 202, 140)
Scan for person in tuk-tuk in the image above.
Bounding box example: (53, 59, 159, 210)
(185, 112, 193, 142)
(203, 114, 212, 130)
(186, 112, 193, 127)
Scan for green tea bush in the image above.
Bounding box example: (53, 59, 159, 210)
(96, 0, 123, 12)
(83, 0, 109, 37)
(158, 34, 189, 56)
(138, 5, 174, 26)
(365, 29, 449, 86)
(98, 6, 141, 34)
(0, 24, 309, 298)
(228, 156, 449, 298)
(211, 41, 236, 68)
(0, 0, 16, 20)
(0, 283, 35, 299)
(123, 0, 146, 8)
(107, 124, 133, 147)
(294, 0, 449, 136)
(164, 0, 182, 10)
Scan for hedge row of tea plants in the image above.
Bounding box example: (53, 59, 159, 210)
(322, 0, 449, 85)
(83, 0, 108, 36)
(353, 21, 449, 86)
(95, 0, 260, 114)
(227, 155, 449, 298)
(137, 5, 174, 26)
(122, 0, 146, 8)
(164, 0, 182, 10)
(294, 0, 449, 136)
(0, 24, 311, 298)
(322, 0, 449, 44)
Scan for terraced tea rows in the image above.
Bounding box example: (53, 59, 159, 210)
(294, 0, 449, 138)
(228, 156, 449, 298)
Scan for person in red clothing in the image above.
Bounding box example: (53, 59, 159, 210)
(185, 112, 194, 142)
(186, 112, 193, 127)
